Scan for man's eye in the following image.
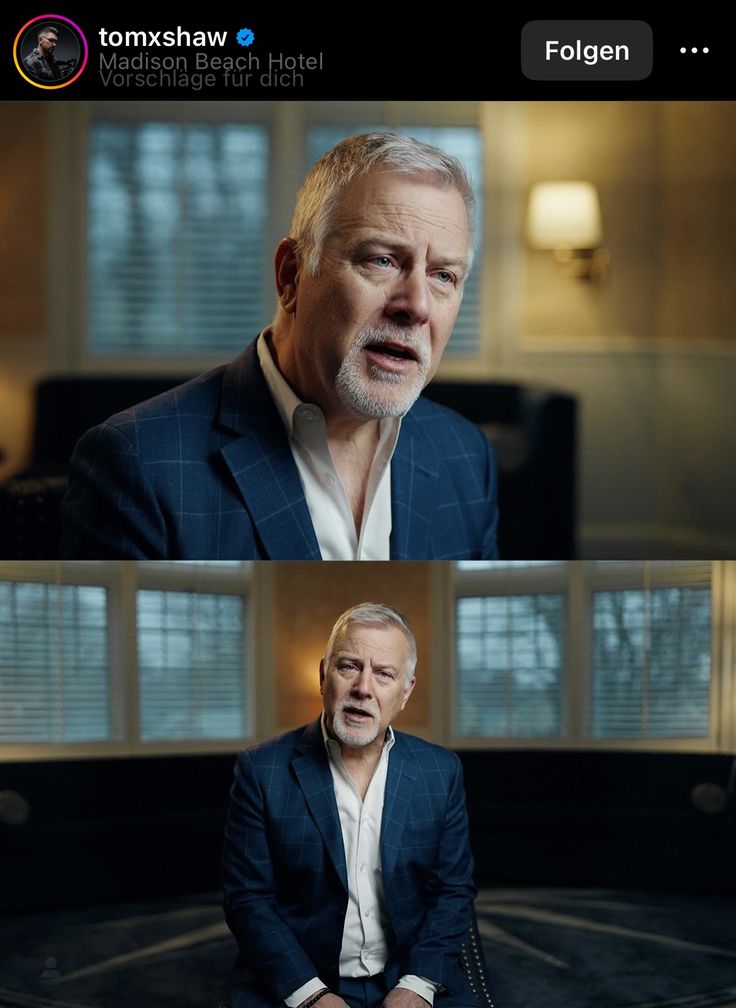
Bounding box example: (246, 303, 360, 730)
(434, 270, 456, 284)
(369, 256, 394, 268)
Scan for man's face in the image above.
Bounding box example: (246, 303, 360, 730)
(320, 622, 415, 749)
(39, 33, 57, 54)
(283, 172, 471, 420)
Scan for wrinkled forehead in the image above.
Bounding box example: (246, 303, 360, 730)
(331, 621, 411, 663)
(328, 171, 471, 252)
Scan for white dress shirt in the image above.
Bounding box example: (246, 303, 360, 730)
(257, 332, 400, 560)
(284, 717, 440, 1007)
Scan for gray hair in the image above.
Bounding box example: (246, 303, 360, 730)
(323, 602, 417, 683)
(290, 131, 476, 275)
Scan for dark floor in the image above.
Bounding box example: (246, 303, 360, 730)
(1, 888, 736, 1008)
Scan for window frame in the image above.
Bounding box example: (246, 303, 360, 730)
(446, 561, 732, 753)
(0, 561, 261, 762)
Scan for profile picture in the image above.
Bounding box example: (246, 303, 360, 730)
(14, 15, 87, 88)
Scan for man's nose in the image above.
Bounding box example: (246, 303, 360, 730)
(351, 669, 374, 697)
(385, 268, 431, 327)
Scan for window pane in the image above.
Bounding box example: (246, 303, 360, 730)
(591, 587, 711, 738)
(137, 590, 247, 740)
(88, 122, 268, 355)
(0, 582, 109, 742)
(306, 125, 483, 357)
(456, 594, 565, 737)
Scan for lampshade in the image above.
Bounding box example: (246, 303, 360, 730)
(527, 181, 603, 249)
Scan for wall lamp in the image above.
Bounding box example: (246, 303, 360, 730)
(526, 181, 610, 280)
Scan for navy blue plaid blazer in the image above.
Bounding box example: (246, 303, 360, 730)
(60, 343, 498, 560)
(222, 720, 477, 1005)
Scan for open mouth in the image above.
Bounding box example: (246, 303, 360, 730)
(364, 342, 419, 363)
(342, 706, 374, 723)
(360, 340, 419, 372)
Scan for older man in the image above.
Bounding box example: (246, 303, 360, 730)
(61, 133, 498, 559)
(222, 603, 479, 1008)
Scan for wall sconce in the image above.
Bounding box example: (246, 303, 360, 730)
(526, 181, 610, 280)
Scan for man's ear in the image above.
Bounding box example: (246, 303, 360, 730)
(400, 676, 416, 711)
(274, 238, 300, 314)
(319, 658, 326, 694)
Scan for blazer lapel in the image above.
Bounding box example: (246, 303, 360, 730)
(291, 720, 348, 893)
(381, 733, 419, 880)
(390, 415, 440, 560)
(217, 344, 321, 560)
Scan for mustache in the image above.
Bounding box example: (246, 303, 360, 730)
(338, 700, 377, 719)
(353, 326, 430, 370)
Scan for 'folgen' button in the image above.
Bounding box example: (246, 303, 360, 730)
(522, 20, 653, 80)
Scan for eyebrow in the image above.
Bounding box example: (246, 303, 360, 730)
(347, 237, 470, 277)
(335, 652, 399, 672)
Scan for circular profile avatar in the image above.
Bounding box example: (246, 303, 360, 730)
(14, 15, 88, 88)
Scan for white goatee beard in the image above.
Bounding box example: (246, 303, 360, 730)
(334, 327, 430, 419)
(332, 703, 380, 747)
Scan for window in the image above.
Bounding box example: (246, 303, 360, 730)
(456, 594, 564, 737)
(0, 563, 251, 756)
(88, 121, 269, 356)
(137, 589, 247, 741)
(0, 582, 109, 743)
(452, 561, 724, 750)
(591, 586, 711, 738)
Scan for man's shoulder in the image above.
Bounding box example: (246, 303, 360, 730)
(102, 363, 230, 430)
(85, 342, 262, 443)
(238, 723, 315, 766)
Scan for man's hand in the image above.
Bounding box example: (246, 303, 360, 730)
(382, 989, 430, 1008)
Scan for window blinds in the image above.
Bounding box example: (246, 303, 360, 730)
(0, 582, 110, 742)
(87, 121, 269, 356)
(0, 575, 249, 747)
(137, 589, 247, 741)
(456, 593, 565, 737)
(591, 586, 711, 738)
